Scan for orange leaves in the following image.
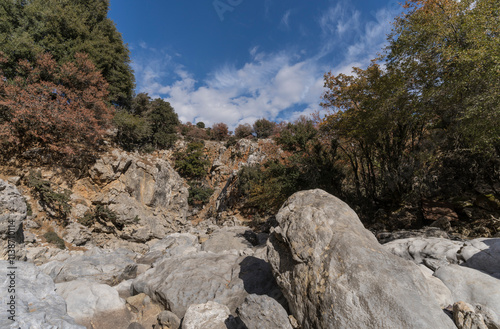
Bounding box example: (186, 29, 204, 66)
(0, 52, 113, 159)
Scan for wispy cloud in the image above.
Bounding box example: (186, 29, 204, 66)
(280, 9, 292, 30)
(319, 3, 361, 37)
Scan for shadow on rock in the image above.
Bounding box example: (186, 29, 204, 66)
(238, 256, 288, 311)
(461, 238, 500, 279)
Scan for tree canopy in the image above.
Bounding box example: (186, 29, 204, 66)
(0, 0, 134, 107)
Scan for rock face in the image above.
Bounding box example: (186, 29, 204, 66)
(0, 260, 84, 329)
(0, 180, 26, 260)
(71, 149, 189, 243)
(267, 189, 456, 329)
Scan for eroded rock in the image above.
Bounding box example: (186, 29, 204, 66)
(267, 189, 456, 329)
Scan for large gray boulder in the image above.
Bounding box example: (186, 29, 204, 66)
(131, 252, 283, 318)
(56, 279, 131, 328)
(0, 260, 84, 329)
(40, 247, 138, 285)
(137, 233, 200, 265)
(267, 189, 456, 329)
(434, 264, 500, 316)
(237, 294, 293, 329)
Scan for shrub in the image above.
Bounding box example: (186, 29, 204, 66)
(26, 172, 71, 223)
(43, 231, 66, 249)
(253, 118, 276, 139)
(211, 122, 229, 141)
(234, 123, 253, 138)
(79, 205, 120, 228)
(196, 122, 206, 128)
(188, 182, 214, 206)
(174, 142, 210, 179)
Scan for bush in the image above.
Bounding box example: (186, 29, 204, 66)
(43, 231, 66, 249)
(211, 122, 229, 141)
(26, 172, 71, 223)
(196, 122, 205, 129)
(79, 205, 120, 228)
(253, 118, 276, 138)
(0, 52, 113, 160)
(188, 182, 214, 206)
(174, 142, 210, 179)
(114, 93, 179, 151)
(235, 123, 253, 138)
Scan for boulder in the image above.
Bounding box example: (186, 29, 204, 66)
(453, 301, 488, 329)
(56, 279, 131, 328)
(182, 301, 231, 329)
(156, 310, 181, 329)
(137, 233, 200, 265)
(417, 265, 454, 308)
(434, 264, 500, 316)
(385, 237, 500, 278)
(201, 226, 254, 253)
(0, 260, 84, 329)
(40, 247, 138, 285)
(384, 237, 464, 270)
(267, 189, 456, 329)
(237, 294, 293, 329)
(132, 253, 283, 318)
(461, 238, 500, 279)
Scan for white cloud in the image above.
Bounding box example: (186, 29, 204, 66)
(132, 3, 399, 129)
(319, 3, 361, 37)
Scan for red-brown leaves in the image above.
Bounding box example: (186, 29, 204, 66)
(0, 52, 113, 159)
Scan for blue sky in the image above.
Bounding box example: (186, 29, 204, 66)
(108, 0, 403, 129)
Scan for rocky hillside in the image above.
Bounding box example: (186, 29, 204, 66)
(1, 143, 500, 329)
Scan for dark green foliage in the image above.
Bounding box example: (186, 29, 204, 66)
(26, 172, 71, 223)
(79, 205, 120, 228)
(196, 122, 206, 129)
(275, 117, 317, 153)
(149, 98, 179, 149)
(43, 231, 66, 249)
(114, 93, 179, 151)
(253, 118, 276, 138)
(113, 110, 151, 150)
(225, 136, 238, 148)
(188, 182, 214, 206)
(0, 0, 134, 107)
(174, 142, 209, 179)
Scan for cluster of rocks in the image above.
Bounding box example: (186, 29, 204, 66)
(1, 174, 500, 328)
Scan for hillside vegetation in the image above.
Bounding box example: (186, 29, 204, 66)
(0, 0, 498, 235)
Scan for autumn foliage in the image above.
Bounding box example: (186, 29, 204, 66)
(0, 52, 113, 160)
